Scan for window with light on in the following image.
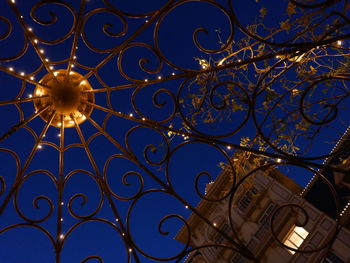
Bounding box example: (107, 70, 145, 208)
(283, 225, 309, 254)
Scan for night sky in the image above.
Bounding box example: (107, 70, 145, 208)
(0, 0, 349, 262)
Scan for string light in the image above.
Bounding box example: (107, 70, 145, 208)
(227, 146, 231, 150)
(301, 125, 350, 196)
(9, 67, 14, 71)
(276, 158, 282, 163)
(34, 39, 38, 44)
(337, 40, 342, 46)
(20, 72, 25, 76)
(40, 49, 44, 54)
(144, 79, 148, 82)
(59, 234, 64, 239)
(61, 201, 64, 205)
(30, 76, 35, 80)
(37, 145, 42, 149)
(129, 113, 133, 117)
(28, 94, 33, 98)
(158, 76, 162, 80)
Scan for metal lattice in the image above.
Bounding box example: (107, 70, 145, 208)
(0, 0, 350, 262)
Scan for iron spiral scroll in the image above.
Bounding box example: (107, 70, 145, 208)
(0, 0, 349, 262)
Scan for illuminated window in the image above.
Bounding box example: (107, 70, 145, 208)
(283, 225, 309, 254)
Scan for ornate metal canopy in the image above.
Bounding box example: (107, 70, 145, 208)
(0, 0, 350, 262)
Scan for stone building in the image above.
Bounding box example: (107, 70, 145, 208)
(175, 147, 350, 262)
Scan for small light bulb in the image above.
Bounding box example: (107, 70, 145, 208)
(61, 202, 64, 205)
(28, 27, 32, 32)
(158, 76, 162, 80)
(59, 234, 64, 239)
(40, 49, 44, 54)
(30, 76, 34, 80)
(28, 94, 33, 98)
(20, 72, 25, 76)
(337, 40, 342, 46)
(129, 113, 133, 117)
(227, 146, 231, 150)
(34, 39, 38, 44)
(276, 158, 282, 163)
(9, 67, 14, 71)
(37, 145, 42, 149)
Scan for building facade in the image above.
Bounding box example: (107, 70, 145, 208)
(175, 154, 350, 263)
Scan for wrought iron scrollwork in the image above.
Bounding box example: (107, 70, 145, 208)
(0, 0, 350, 262)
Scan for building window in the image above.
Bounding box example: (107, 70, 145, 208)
(324, 251, 345, 263)
(237, 186, 258, 213)
(255, 202, 276, 240)
(258, 202, 276, 225)
(283, 225, 309, 254)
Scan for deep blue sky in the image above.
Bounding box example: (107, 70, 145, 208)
(0, 0, 349, 262)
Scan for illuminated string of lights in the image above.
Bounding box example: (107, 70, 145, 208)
(300, 125, 350, 218)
